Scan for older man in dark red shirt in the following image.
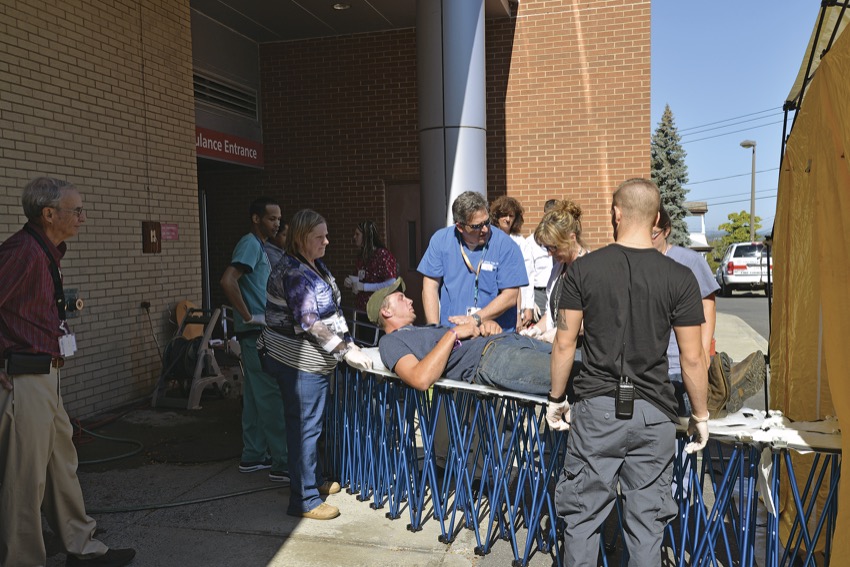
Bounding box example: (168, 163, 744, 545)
(0, 177, 135, 567)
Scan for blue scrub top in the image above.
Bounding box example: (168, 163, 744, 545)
(230, 233, 271, 333)
(417, 226, 528, 331)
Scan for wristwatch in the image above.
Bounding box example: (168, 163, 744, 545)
(471, 312, 482, 326)
(547, 391, 567, 403)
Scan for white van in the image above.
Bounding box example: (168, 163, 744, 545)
(715, 242, 772, 296)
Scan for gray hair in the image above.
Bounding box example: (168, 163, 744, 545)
(22, 177, 76, 221)
(451, 191, 488, 224)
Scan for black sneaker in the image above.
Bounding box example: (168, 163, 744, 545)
(269, 470, 290, 484)
(67, 548, 136, 567)
(239, 458, 272, 473)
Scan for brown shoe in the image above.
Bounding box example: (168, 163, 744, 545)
(707, 351, 732, 418)
(726, 351, 766, 414)
(299, 502, 339, 520)
(319, 481, 341, 495)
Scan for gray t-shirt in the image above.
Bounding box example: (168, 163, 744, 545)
(665, 245, 720, 374)
(378, 325, 494, 383)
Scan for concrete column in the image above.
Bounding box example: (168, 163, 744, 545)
(417, 0, 487, 240)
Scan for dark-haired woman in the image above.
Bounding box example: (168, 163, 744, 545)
(344, 220, 398, 311)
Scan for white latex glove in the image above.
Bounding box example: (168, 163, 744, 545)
(539, 328, 557, 343)
(245, 314, 266, 327)
(684, 413, 710, 453)
(351, 280, 365, 293)
(343, 276, 354, 289)
(343, 347, 373, 372)
(546, 399, 571, 431)
(519, 326, 542, 338)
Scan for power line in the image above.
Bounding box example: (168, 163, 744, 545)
(685, 168, 779, 186)
(678, 107, 781, 133)
(681, 120, 784, 144)
(706, 193, 778, 207)
(680, 113, 784, 138)
(699, 188, 778, 203)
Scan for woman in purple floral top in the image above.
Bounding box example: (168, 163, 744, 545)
(259, 209, 372, 521)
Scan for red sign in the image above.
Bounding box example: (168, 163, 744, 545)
(161, 223, 179, 241)
(195, 127, 264, 168)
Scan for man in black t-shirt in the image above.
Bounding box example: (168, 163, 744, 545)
(548, 178, 710, 566)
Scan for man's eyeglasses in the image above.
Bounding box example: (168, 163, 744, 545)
(543, 244, 558, 253)
(651, 229, 664, 240)
(57, 207, 84, 218)
(466, 219, 491, 231)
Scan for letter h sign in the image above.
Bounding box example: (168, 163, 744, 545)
(142, 221, 162, 254)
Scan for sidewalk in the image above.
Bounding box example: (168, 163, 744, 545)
(714, 312, 769, 364)
(42, 315, 769, 567)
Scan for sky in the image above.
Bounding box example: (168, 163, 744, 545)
(651, 1, 819, 234)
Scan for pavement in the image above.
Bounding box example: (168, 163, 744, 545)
(40, 314, 769, 567)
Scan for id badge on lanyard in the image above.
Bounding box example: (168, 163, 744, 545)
(58, 320, 77, 357)
(459, 240, 489, 310)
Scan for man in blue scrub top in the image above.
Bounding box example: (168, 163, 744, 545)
(418, 191, 528, 332)
(220, 197, 288, 482)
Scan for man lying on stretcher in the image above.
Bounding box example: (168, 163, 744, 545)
(365, 278, 580, 395)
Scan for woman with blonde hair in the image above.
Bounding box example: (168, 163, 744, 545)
(259, 209, 372, 521)
(520, 200, 589, 342)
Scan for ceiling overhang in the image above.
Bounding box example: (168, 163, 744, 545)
(190, 0, 513, 44)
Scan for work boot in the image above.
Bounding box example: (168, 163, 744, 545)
(726, 351, 766, 414)
(296, 502, 340, 520)
(318, 480, 341, 495)
(707, 351, 732, 418)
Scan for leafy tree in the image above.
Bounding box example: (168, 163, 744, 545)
(651, 104, 691, 247)
(711, 210, 763, 261)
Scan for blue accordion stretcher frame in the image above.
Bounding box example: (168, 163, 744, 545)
(324, 351, 840, 566)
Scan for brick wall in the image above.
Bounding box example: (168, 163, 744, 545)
(490, 0, 651, 246)
(0, 0, 199, 417)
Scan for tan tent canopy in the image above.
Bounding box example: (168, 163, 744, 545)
(785, 2, 850, 109)
(772, 0, 850, 560)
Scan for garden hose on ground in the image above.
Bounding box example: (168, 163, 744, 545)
(86, 485, 281, 515)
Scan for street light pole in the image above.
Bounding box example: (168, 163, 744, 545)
(740, 139, 757, 241)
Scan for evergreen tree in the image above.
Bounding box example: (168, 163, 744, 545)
(651, 105, 691, 247)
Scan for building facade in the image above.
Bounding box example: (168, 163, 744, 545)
(0, 0, 650, 416)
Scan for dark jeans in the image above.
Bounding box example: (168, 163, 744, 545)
(262, 356, 329, 514)
(474, 334, 582, 396)
(668, 372, 691, 417)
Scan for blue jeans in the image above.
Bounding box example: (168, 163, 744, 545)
(474, 334, 582, 396)
(668, 372, 692, 417)
(262, 356, 329, 515)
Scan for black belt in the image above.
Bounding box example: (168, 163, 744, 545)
(4, 352, 64, 374)
(534, 287, 546, 291)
